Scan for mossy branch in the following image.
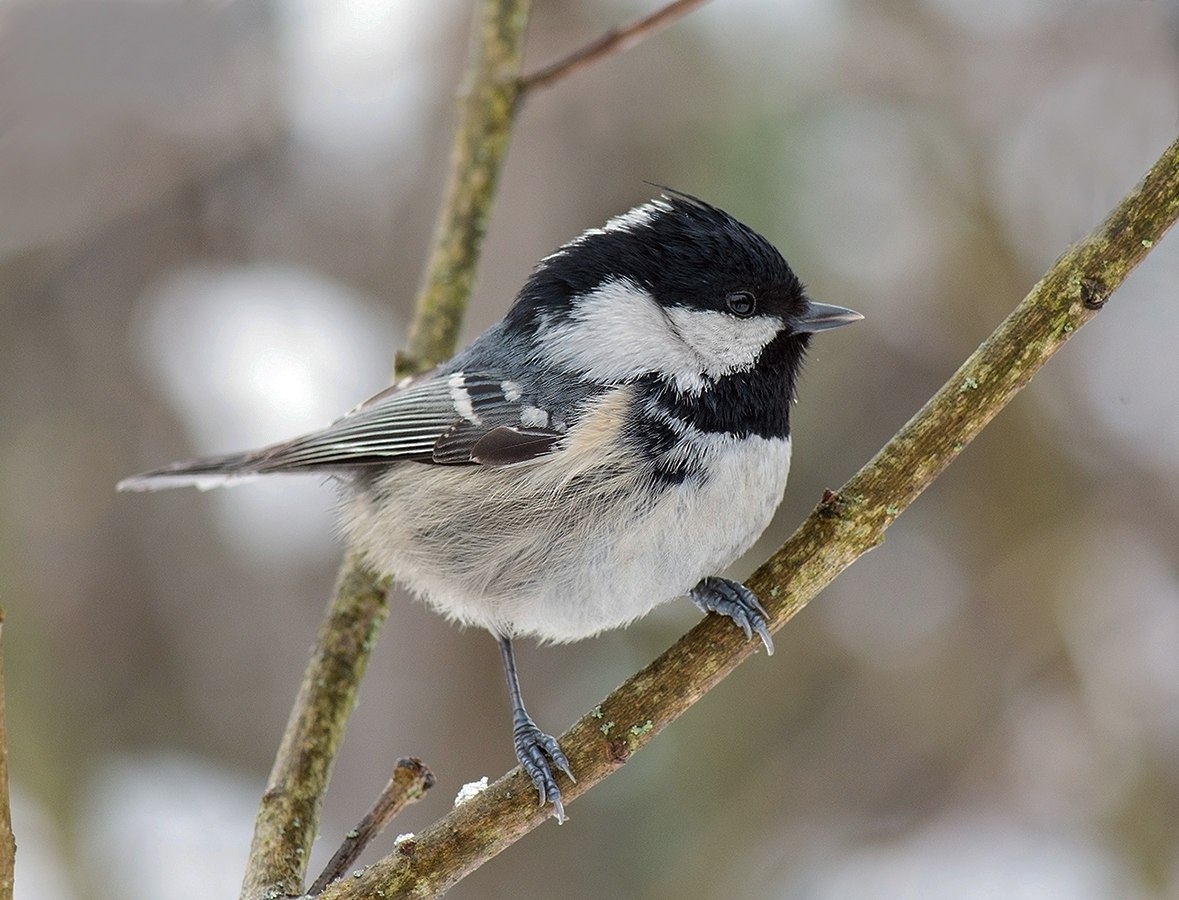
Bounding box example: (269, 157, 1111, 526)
(397, 0, 532, 378)
(238, 3, 531, 898)
(307, 758, 436, 897)
(238, 558, 392, 900)
(314, 136, 1179, 900)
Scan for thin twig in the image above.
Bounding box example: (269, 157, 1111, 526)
(237, 3, 532, 898)
(315, 135, 1179, 899)
(307, 759, 435, 896)
(0, 609, 13, 900)
(519, 0, 711, 94)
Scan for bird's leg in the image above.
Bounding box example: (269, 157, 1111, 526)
(690, 576, 775, 655)
(496, 634, 575, 823)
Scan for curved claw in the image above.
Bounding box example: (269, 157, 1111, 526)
(690, 576, 775, 656)
(513, 717, 574, 823)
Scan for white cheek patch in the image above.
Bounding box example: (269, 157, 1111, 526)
(664, 307, 783, 379)
(536, 277, 703, 387)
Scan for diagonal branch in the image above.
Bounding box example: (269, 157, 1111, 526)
(519, 0, 712, 94)
(315, 136, 1179, 899)
(307, 758, 435, 896)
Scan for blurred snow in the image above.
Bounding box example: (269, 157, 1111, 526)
(77, 755, 258, 900)
(132, 262, 400, 563)
(792, 811, 1145, 899)
(274, 0, 459, 212)
(11, 786, 78, 900)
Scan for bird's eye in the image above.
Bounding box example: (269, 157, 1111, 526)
(725, 291, 756, 317)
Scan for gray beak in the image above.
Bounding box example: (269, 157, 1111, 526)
(795, 300, 863, 333)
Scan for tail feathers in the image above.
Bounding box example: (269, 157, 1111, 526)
(119, 411, 414, 491)
(117, 449, 270, 492)
(118, 426, 379, 491)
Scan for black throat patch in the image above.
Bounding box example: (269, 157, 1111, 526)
(645, 329, 807, 440)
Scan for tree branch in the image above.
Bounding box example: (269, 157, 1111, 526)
(308, 759, 435, 897)
(238, 558, 391, 900)
(237, 3, 532, 898)
(315, 136, 1179, 899)
(398, 0, 533, 377)
(519, 0, 712, 94)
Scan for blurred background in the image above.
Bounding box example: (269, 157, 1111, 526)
(3, 0, 1179, 897)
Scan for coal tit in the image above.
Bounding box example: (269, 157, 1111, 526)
(120, 191, 861, 821)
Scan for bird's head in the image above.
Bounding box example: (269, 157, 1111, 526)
(512, 191, 860, 393)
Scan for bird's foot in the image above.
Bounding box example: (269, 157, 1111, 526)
(513, 713, 575, 823)
(691, 576, 774, 655)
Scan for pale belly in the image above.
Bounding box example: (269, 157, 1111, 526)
(342, 434, 792, 642)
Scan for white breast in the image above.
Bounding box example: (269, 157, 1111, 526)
(542, 433, 792, 640)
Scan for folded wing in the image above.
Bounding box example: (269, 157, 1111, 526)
(118, 371, 565, 491)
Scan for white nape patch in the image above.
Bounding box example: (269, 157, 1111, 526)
(540, 200, 673, 267)
(520, 404, 549, 428)
(448, 373, 480, 424)
(665, 307, 783, 378)
(601, 198, 671, 233)
(501, 380, 522, 403)
(536, 277, 706, 392)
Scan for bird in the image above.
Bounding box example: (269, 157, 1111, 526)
(119, 191, 861, 822)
